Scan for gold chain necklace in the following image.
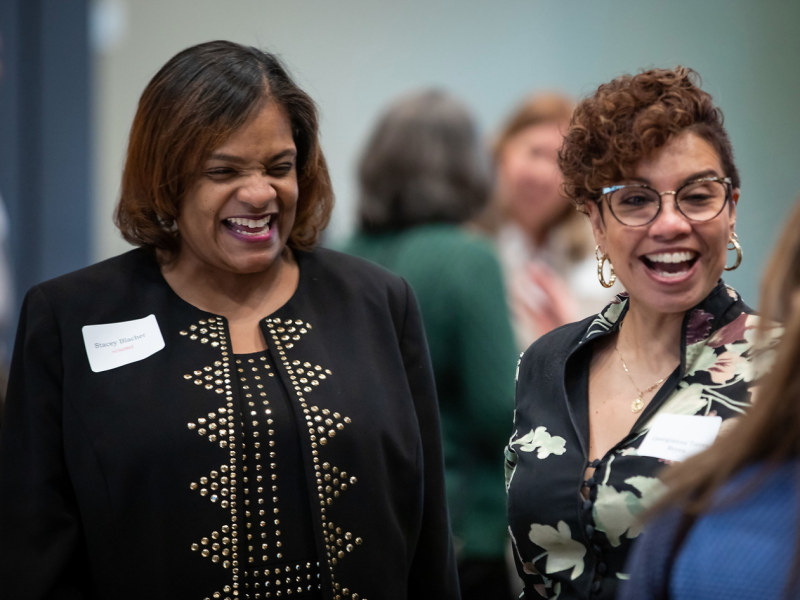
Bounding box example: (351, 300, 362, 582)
(614, 346, 665, 413)
(615, 322, 665, 413)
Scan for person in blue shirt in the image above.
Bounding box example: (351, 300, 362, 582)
(620, 197, 800, 600)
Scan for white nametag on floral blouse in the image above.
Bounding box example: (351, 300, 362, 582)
(638, 414, 722, 462)
(82, 314, 165, 373)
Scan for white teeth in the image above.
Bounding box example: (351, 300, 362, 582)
(226, 216, 272, 229)
(645, 251, 696, 263)
(654, 269, 689, 278)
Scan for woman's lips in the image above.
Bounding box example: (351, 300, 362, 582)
(641, 250, 699, 280)
(222, 215, 275, 241)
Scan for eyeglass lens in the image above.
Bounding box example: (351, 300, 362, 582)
(608, 180, 728, 226)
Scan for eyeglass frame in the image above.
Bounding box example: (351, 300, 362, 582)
(599, 176, 734, 227)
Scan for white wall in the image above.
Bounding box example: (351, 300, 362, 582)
(93, 0, 800, 301)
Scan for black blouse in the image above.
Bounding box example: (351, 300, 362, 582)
(505, 282, 782, 600)
(233, 351, 320, 598)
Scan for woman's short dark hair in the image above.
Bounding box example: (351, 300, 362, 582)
(116, 40, 334, 258)
(357, 90, 490, 232)
(559, 66, 740, 208)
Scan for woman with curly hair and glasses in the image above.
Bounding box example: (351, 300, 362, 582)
(0, 41, 458, 600)
(504, 66, 782, 599)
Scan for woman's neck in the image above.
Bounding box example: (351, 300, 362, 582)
(520, 222, 549, 249)
(160, 251, 300, 323)
(617, 302, 684, 373)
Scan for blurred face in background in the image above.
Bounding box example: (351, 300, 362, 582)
(495, 122, 569, 243)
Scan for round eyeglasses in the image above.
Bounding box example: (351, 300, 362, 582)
(601, 177, 732, 227)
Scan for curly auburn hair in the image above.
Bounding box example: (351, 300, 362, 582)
(559, 66, 740, 208)
(115, 41, 334, 259)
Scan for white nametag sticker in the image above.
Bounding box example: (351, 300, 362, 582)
(82, 314, 165, 373)
(638, 414, 722, 462)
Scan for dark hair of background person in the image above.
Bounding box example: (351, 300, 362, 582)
(559, 66, 741, 209)
(357, 89, 490, 232)
(115, 40, 334, 260)
(646, 196, 800, 594)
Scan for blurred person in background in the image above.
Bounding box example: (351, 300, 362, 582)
(0, 41, 458, 600)
(476, 93, 618, 350)
(0, 34, 14, 427)
(505, 67, 781, 599)
(342, 90, 518, 600)
(619, 196, 800, 600)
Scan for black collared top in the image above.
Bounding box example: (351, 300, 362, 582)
(506, 281, 782, 600)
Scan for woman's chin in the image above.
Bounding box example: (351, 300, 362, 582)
(199, 247, 285, 277)
(228, 256, 285, 276)
(627, 264, 720, 315)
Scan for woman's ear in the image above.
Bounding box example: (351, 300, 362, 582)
(585, 200, 606, 252)
(729, 188, 739, 233)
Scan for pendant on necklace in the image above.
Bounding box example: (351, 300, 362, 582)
(631, 395, 644, 413)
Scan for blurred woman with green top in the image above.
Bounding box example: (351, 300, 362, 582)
(342, 90, 518, 600)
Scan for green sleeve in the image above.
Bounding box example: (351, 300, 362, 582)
(452, 239, 518, 455)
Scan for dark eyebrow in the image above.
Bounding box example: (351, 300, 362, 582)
(207, 148, 298, 164)
(271, 149, 298, 161)
(626, 169, 722, 187)
(680, 169, 721, 184)
(207, 153, 247, 164)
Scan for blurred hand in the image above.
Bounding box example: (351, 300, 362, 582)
(512, 261, 579, 337)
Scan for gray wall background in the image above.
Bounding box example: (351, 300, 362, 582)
(93, 0, 800, 302)
(0, 0, 91, 350)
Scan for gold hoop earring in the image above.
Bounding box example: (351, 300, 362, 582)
(596, 245, 617, 288)
(724, 232, 742, 271)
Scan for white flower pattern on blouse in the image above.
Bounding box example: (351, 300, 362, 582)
(512, 427, 568, 459)
(506, 283, 783, 599)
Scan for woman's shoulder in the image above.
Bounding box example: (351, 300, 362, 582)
(20, 248, 169, 327)
(412, 224, 497, 256)
(291, 247, 420, 338)
(714, 460, 799, 508)
(518, 314, 596, 370)
(394, 225, 504, 283)
(527, 313, 596, 351)
(33, 248, 158, 301)
(347, 224, 497, 260)
(298, 246, 410, 298)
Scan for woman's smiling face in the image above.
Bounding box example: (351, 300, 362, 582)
(175, 101, 299, 277)
(587, 131, 738, 316)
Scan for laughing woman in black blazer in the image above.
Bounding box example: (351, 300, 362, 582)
(0, 41, 458, 600)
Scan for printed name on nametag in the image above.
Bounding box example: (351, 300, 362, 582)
(638, 413, 722, 462)
(82, 314, 165, 373)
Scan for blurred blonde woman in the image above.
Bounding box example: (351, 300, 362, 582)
(479, 93, 619, 349)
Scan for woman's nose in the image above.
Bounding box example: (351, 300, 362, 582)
(648, 194, 692, 238)
(238, 173, 277, 207)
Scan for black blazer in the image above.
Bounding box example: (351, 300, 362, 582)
(0, 247, 459, 600)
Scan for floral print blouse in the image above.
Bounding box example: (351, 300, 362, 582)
(505, 281, 782, 600)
